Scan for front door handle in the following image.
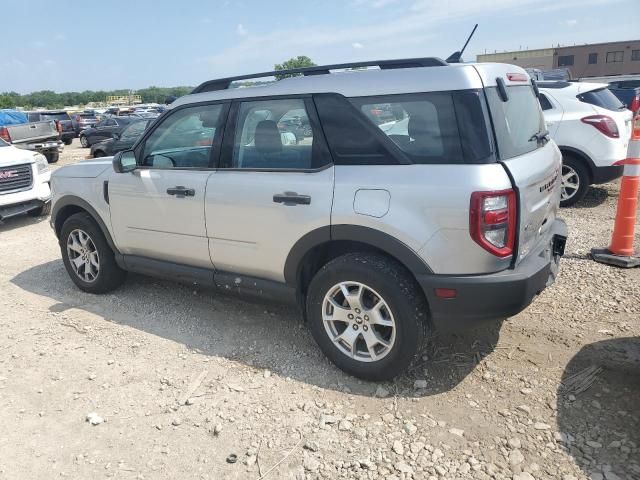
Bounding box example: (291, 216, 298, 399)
(273, 192, 311, 206)
(167, 186, 195, 198)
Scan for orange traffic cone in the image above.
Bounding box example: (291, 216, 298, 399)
(592, 114, 640, 268)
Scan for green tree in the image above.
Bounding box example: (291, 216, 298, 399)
(274, 56, 316, 80)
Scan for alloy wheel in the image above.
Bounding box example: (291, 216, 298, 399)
(561, 164, 580, 202)
(66, 229, 100, 283)
(322, 281, 396, 362)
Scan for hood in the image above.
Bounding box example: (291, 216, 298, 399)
(0, 144, 36, 167)
(52, 158, 113, 178)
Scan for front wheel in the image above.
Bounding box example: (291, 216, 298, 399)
(63, 138, 73, 146)
(45, 152, 59, 163)
(560, 155, 589, 207)
(306, 253, 429, 381)
(79, 135, 89, 148)
(60, 212, 126, 293)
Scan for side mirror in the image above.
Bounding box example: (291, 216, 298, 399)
(113, 132, 121, 140)
(113, 150, 137, 173)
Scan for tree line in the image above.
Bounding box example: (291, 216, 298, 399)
(0, 56, 317, 109)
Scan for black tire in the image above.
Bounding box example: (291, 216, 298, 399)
(27, 202, 51, 217)
(63, 138, 73, 146)
(306, 252, 429, 381)
(93, 150, 106, 158)
(560, 155, 590, 207)
(45, 152, 59, 163)
(80, 135, 89, 148)
(60, 212, 126, 294)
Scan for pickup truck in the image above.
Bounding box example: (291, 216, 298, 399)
(0, 110, 64, 163)
(26, 110, 75, 145)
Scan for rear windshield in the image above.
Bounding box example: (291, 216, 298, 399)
(348, 90, 493, 164)
(485, 85, 545, 160)
(577, 88, 626, 112)
(78, 114, 97, 119)
(41, 112, 71, 121)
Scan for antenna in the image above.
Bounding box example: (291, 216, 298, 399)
(446, 24, 478, 63)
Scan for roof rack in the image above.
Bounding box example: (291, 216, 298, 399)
(191, 57, 448, 94)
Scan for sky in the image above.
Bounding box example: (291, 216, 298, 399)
(1, 0, 638, 94)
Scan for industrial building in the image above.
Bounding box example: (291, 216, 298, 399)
(477, 40, 640, 78)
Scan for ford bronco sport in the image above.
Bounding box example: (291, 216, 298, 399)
(50, 58, 567, 380)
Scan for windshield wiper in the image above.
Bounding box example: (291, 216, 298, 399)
(529, 130, 550, 143)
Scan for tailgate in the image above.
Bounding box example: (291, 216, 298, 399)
(501, 141, 562, 263)
(7, 121, 59, 143)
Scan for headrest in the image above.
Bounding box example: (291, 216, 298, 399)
(255, 120, 282, 155)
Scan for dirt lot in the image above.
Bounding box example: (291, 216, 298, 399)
(1, 140, 639, 480)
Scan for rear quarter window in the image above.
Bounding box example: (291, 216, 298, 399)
(577, 88, 626, 112)
(485, 85, 545, 160)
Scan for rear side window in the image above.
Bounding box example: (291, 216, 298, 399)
(539, 94, 553, 111)
(485, 85, 545, 160)
(577, 88, 626, 112)
(353, 92, 465, 164)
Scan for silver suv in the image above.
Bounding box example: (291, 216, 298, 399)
(50, 58, 567, 380)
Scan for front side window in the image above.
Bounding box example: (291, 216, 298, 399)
(539, 93, 553, 111)
(121, 121, 147, 140)
(141, 104, 224, 169)
(227, 98, 325, 170)
(106, 119, 117, 126)
(485, 85, 546, 160)
(606, 51, 624, 63)
(558, 55, 574, 66)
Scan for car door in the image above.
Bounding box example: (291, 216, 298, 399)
(108, 102, 228, 268)
(89, 119, 112, 143)
(205, 97, 334, 283)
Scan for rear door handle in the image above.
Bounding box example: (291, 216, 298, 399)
(167, 186, 195, 198)
(273, 192, 311, 206)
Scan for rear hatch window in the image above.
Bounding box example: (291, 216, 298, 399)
(485, 85, 546, 160)
(577, 88, 626, 112)
(41, 112, 72, 121)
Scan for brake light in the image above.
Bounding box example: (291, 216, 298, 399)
(506, 73, 528, 82)
(630, 95, 640, 115)
(581, 115, 619, 138)
(0, 127, 10, 143)
(470, 190, 516, 258)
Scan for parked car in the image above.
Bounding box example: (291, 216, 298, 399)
(607, 83, 640, 114)
(0, 137, 51, 221)
(26, 111, 75, 145)
(79, 116, 136, 147)
(538, 81, 633, 206)
(0, 109, 63, 163)
(90, 119, 153, 158)
(71, 112, 99, 136)
(50, 58, 567, 380)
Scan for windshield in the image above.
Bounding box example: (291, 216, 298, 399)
(485, 85, 546, 160)
(578, 87, 627, 112)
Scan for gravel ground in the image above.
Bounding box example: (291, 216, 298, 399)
(0, 139, 639, 480)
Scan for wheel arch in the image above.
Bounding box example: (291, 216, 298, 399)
(558, 146, 595, 183)
(284, 225, 433, 303)
(52, 196, 119, 254)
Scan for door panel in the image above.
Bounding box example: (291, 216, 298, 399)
(205, 168, 334, 281)
(109, 169, 213, 267)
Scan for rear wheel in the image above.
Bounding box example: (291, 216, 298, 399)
(306, 252, 429, 381)
(560, 155, 589, 207)
(80, 135, 89, 148)
(93, 150, 106, 158)
(60, 212, 126, 293)
(63, 138, 73, 146)
(45, 152, 59, 163)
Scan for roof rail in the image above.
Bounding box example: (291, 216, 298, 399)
(191, 57, 448, 94)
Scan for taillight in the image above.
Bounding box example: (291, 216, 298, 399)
(630, 95, 640, 114)
(470, 190, 517, 258)
(581, 115, 619, 138)
(0, 127, 10, 143)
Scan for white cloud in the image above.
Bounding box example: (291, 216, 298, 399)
(564, 19, 578, 26)
(236, 24, 248, 36)
(352, 42, 364, 49)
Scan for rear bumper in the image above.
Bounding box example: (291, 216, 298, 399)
(592, 164, 623, 184)
(417, 219, 568, 330)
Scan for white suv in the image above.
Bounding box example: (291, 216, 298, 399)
(50, 59, 567, 379)
(538, 81, 633, 206)
(0, 138, 52, 221)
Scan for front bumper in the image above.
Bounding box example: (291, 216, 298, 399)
(592, 164, 623, 184)
(417, 219, 568, 330)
